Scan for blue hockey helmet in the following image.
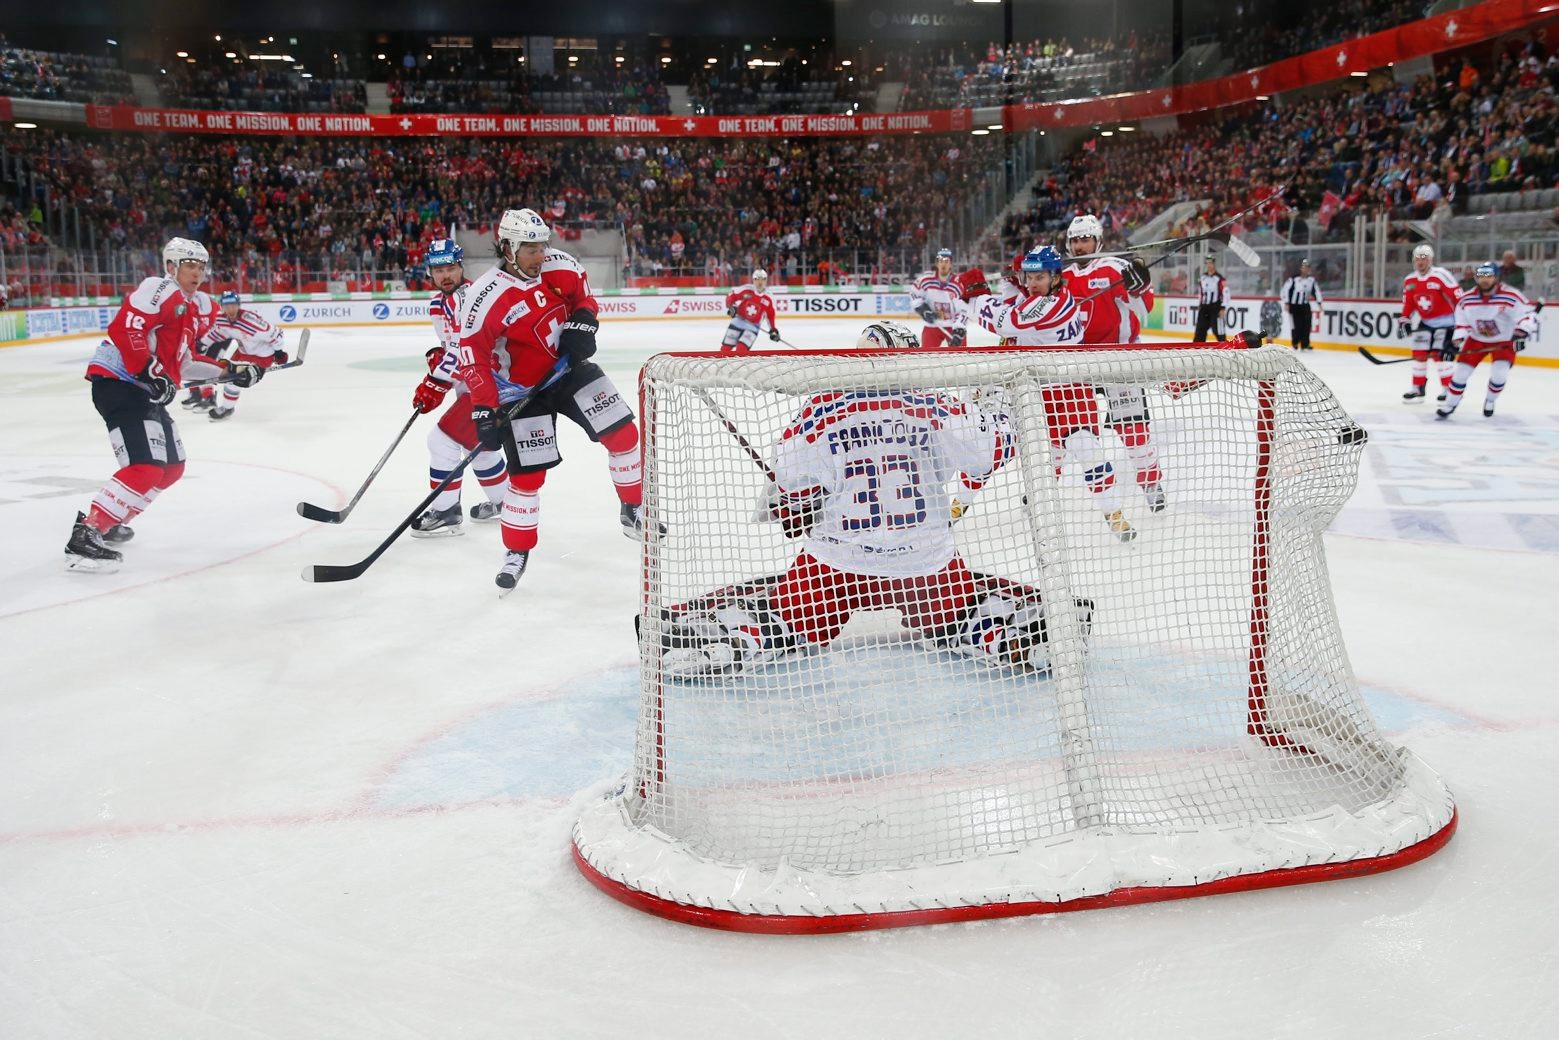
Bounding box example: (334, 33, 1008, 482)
(218, 289, 240, 305)
(1475, 261, 1499, 278)
(1020, 246, 1065, 275)
(935, 247, 954, 260)
(426, 238, 464, 268)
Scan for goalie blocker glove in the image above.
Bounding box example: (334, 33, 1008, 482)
(558, 309, 598, 363)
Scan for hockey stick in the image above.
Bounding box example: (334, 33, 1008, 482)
(296, 408, 420, 524)
(691, 386, 777, 481)
(302, 358, 569, 583)
(184, 328, 312, 387)
(1356, 346, 1416, 365)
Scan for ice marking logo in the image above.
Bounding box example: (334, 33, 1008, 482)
(372, 303, 390, 320)
(279, 305, 297, 322)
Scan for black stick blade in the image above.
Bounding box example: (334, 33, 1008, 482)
(302, 562, 368, 583)
(297, 501, 346, 524)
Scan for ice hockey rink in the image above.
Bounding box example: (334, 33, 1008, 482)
(2, 316, 1556, 1039)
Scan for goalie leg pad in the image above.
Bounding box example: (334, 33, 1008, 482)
(658, 596, 798, 678)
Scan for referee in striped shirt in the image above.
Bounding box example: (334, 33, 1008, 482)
(1194, 257, 1228, 342)
(1281, 259, 1324, 351)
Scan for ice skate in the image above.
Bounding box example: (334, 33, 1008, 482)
(102, 524, 135, 544)
(1437, 390, 1447, 402)
(620, 501, 665, 539)
(1435, 405, 1455, 420)
(1484, 401, 1497, 418)
(179, 388, 209, 410)
(64, 512, 122, 572)
(1142, 482, 1167, 514)
(495, 550, 529, 593)
(1107, 510, 1137, 543)
(469, 500, 502, 522)
(1402, 386, 1426, 402)
(410, 504, 464, 537)
(208, 405, 235, 422)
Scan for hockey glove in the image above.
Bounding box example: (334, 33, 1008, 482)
(558, 309, 599, 363)
(947, 327, 967, 347)
(768, 328, 782, 342)
(914, 302, 939, 325)
(1123, 256, 1152, 295)
(1513, 330, 1529, 352)
(413, 376, 452, 414)
(1441, 339, 1463, 363)
(471, 404, 502, 452)
(139, 360, 177, 406)
(227, 362, 264, 389)
(1397, 320, 1413, 340)
(424, 346, 444, 371)
(726, 305, 737, 317)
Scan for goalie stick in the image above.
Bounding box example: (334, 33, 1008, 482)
(302, 358, 570, 583)
(296, 408, 420, 524)
(183, 328, 311, 387)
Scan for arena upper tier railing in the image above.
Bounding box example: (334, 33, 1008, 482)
(0, 0, 1546, 139)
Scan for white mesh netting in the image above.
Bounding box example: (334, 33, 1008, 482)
(573, 345, 1455, 925)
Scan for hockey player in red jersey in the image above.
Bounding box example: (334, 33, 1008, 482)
(1399, 244, 1461, 403)
(1064, 213, 1167, 514)
(1436, 261, 1537, 420)
(652, 320, 1092, 679)
(721, 269, 781, 352)
(406, 239, 508, 537)
(971, 245, 1137, 543)
(456, 208, 646, 591)
(911, 248, 970, 348)
(65, 238, 263, 570)
(178, 288, 225, 411)
(199, 290, 289, 421)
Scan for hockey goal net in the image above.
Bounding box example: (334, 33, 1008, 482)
(573, 343, 1456, 932)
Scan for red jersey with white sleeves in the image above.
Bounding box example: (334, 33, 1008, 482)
(1454, 283, 1536, 347)
(1069, 257, 1153, 343)
(200, 308, 285, 365)
(1401, 266, 1460, 328)
(973, 284, 1085, 345)
(725, 284, 778, 331)
(773, 391, 1011, 578)
(910, 274, 969, 328)
(456, 250, 595, 408)
(87, 276, 202, 387)
(426, 283, 471, 388)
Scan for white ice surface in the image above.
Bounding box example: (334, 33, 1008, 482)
(2, 319, 1557, 1039)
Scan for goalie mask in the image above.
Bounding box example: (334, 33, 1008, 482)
(856, 321, 920, 350)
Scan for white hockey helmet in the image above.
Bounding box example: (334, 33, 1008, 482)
(752, 268, 768, 282)
(1066, 214, 1104, 245)
(1412, 243, 1435, 261)
(856, 320, 920, 350)
(162, 237, 209, 270)
(496, 208, 551, 254)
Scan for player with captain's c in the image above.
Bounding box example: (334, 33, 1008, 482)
(456, 208, 648, 591)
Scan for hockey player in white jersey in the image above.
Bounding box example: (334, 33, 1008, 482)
(406, 239, 508, 536)
(910, 248, 970, 348)
(198, 291, 288, 421)
(971, 245, 1138, 543)
(1436, 260, 1537, 419)
(651, 320, 1091, 678)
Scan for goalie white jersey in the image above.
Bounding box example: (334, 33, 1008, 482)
(773, 391, 1012, 578)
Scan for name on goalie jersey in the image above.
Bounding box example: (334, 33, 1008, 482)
(829, 422, 930, 454)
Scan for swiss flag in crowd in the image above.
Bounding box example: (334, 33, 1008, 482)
(1318, 190, 1343, 229)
